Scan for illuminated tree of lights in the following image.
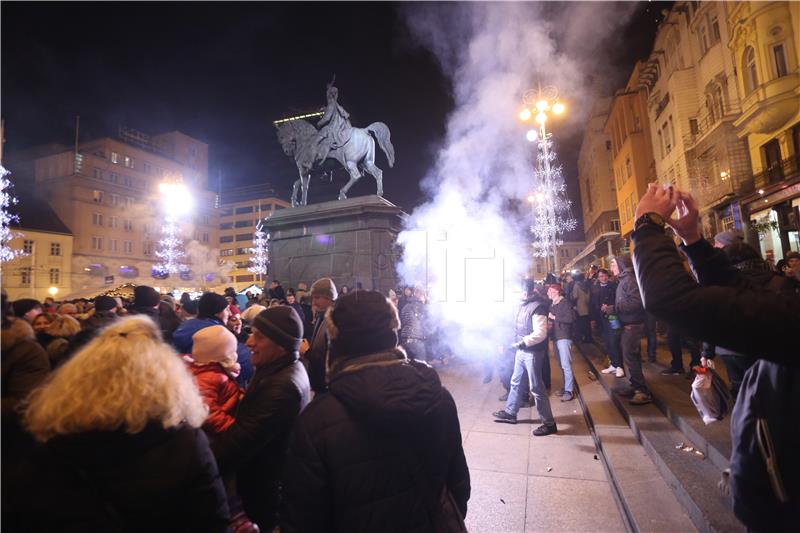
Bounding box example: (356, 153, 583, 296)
(0, 165, 24, 263)
(248, 220, 269, 280)
(154, 214, 184, 275)
(529, 134, 577, 270)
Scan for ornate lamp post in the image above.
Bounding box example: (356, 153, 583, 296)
(519, 86, 575, 275)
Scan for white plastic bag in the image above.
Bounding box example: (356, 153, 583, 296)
(690, 369, 726, 425)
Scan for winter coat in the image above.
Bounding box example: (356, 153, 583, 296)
(288, 302, 306, 323)
(211, 353, 311, 531)
(131, 306, 178, 344)
(4, 424, 230, 532)
(281, 349, 470, 533)
(400, 298, 426, 342)
(186, 360, 243, 434)
(1, 319, 50, 417)
(589, 280, 616, 321)
(173, 317, 254, 388)
(613, 261, 645, 325)
(632, 226, 799, 362)
(571, 281, 590, 317)
(549, 298, 575, 340)
(36, 332, 75, 369)
(304, 313, 330, 393)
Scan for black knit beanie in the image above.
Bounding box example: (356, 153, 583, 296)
(198, 292, 228, 318)
(327, 290, 400, 361)
(252, 306, 304, 352)
(94, 296, 118, 312)
(134, 286, 161, 308)
(12, 298, 41, 318)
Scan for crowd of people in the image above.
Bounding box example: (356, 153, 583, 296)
(1, 184, 797, 531)
(1, 277, 470, 532)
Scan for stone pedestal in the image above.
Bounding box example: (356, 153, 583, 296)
(263, 195, 405, 295)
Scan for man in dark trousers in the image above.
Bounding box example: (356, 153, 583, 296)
(212, 306, 311, 531)
(303, 277, 337, 393)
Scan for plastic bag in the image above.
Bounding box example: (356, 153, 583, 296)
(690, 367, 732, 425)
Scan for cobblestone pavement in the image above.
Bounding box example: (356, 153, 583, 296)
(437, 354, 627, 533)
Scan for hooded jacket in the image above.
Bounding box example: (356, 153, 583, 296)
(1, 318, 50, 417)
(281, 348, 470, 533)
(613, 255, 645, 325)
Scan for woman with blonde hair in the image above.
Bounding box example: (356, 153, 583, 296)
(5, 315, 230, 532)
(36, 313, 81, 368)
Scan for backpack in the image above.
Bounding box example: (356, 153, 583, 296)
(729, 360, 800, 530)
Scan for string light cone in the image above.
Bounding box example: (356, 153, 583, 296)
(0, 165, 25, 263)
(248, 220, 269, 280)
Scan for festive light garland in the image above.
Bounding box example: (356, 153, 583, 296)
(154, 214, 185, 275)
(248, 221, 269, 277)
(529, 136, 577, 261)
(0, 165, 24, 263)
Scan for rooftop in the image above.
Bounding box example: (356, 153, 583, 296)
(9, 190, 73, 235)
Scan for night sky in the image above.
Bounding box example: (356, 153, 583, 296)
(2, 1, 669, 224)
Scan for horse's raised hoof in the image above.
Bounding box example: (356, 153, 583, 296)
(338, 192, 347, 200)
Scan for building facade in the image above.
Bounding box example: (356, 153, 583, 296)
(529, 241, 585, 280)
(2, 194, 74, 301)
(218, 194, 290, 291)
(728, 1, 800, 263)
(605, 62, 657, 239)
(9, 129, 221, 295)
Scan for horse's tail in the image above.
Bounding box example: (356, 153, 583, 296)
(367, 122, 395, 168)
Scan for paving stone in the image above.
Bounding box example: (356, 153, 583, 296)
(463, 431, 530, 475)
(527, 435, 607, 481)
(525, 476, 625, 532)
(464, 469, 527, 533)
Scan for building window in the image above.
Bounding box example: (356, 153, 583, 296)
(235, 206, 254, 214)
(50, 242, 61, 256)
(743, 46, 758, 94)
(235, 233, 251, 242)
(657, 130, 664, 159)
(234, 220, 253, 228)
(610, 219, 621, 232)
(123, 156, 134, 168)
(111, 151, 119, 164)
(109, 239, 118, 252)
(236, 275, 255, 283)
(124, 219, 133, 231)
(93, 190, 104, 203)
(220, 235, 234, 244)
(689, 118, 699, 135)
(709, 14, 720, 43)
(92, 212, 103, 226)
(625, 157, 632, 179)
(605, 140, 611, 151)
(109, 216, 118, 229)
(220, 222, 233, 230)
(220, 207, 233, 216)
(92, 236, 103, 251)
(21, 267, 32, 285)
(93, 168, 103, 180)
(220, 249, 234, 257)
(23, 240, 34, 254)
(236, 247, 249, 255)
(111, 194, 120, 207)
(143, 162, 152, 174)
(773, 44, 788, 78)
(124, 240, 133, 254)
(122, 175, 132, 187)
(698, 24, 709, 55)
(143, 241, 153, 256)
(202, 232, 209, 243)
(108, 172, 118, 184)
(125, 197, 134, 209)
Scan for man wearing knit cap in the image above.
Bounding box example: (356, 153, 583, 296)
(281, 291, 470, 532)
(212, 305, 310, 532)
(304, 277, 338, 393)
(11, 299, 42, 324)
(130, 285, 178, 340)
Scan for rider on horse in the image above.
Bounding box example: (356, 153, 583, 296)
(317, 79, 352, 163)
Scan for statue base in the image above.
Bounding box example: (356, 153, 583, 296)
(263, 195, 405, 296)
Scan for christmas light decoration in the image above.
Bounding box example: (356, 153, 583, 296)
(248, 220, 269, 279)
(154, 214, 184, 275)
(0, 165, 24, 263)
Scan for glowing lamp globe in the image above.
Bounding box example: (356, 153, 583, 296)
(535, 112, 547, 125)
(526, 129, 538, 143)
(519, 108, 532, 121)
(48, 286, 58, 296)
(552, 102, 565, 115)
(536, 100, 549, 112)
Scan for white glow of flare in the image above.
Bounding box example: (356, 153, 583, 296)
(159, 182, 193, 214)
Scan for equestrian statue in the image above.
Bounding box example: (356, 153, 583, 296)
(275, 78, 395, 207)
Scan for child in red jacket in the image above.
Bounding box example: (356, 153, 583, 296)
(185, 325, 243, 433)
(185, 326, 258, 533)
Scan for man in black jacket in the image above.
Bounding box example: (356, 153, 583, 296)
(591, 270, 623, 377)
(609, 254, 651, 405)
(281, 290, 470, 533)
(211, 306, 311, 531)
(631, 184, 799, 531)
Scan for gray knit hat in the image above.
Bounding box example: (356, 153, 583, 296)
(714, 230, 744, 247)
(311, 277, 338, 301)
(252, 306, 304, 352)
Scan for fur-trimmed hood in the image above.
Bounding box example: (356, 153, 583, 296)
(2, 318, 36, 353)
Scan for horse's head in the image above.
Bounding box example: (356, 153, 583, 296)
(275, 123, 297, 156)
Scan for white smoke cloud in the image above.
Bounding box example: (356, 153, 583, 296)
(397, 3, 635, 362)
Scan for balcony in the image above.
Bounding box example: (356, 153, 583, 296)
(734, 74, 800, 136)
(682, 100, 742, 149)
(754, 154, 800, 190)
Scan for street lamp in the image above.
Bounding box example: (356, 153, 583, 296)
(48, 286, 58, 297)
(519, 86, 573, 274)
